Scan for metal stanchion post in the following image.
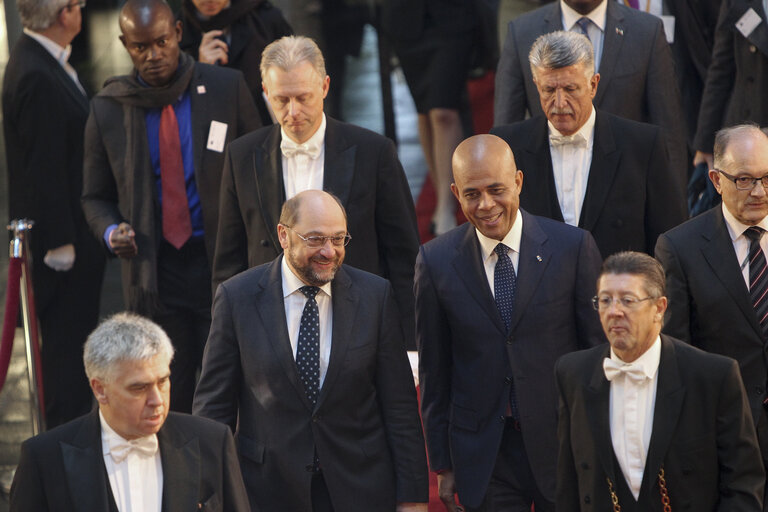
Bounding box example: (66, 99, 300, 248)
(8, 219, 45, 434)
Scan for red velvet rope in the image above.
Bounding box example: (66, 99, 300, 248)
(0, 257, 23, 394)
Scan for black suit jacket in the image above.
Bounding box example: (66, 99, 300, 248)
(415, 212, 606, 507)
(9, 410, 250, 512)
(212, 117, 420, 349)
(491, 110, 687, 258)
(494, 0, 687, 175)
(193, 259, 429, 511)
(694, 0, 768, 151)
(655, 206, 768, 431)
(555, 336, 764, 511)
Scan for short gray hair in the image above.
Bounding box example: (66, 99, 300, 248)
(529, 30, 595, 78)
(714, 123, 767, 170)
(18, 0, 70, 31)
(599, 251, 665, 298)
(84, 313, 174, 382)
(261, 35, 327, 83)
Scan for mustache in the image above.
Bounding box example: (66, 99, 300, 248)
(549, 107, 574, 115)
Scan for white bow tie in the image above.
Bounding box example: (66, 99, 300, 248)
(603, 358, 648, 383)
(549, 133, 588, 148)
(281, 139, 321, 159)
(108, 434, 159, 463)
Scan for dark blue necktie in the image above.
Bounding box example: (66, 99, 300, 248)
(494, 244, 519, 420)
(576, 17, 592, 42)
(297, 286, 321, 405)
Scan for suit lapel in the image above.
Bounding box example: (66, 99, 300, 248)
(254, 126, 285, 251)
(595, 1, 626, 106)
(321, 117, 356, 206)
(189, 64, 209, 186)
(700, 209, 765, 339)
(451, 224, 507, 335)
(584, 346, 617, 484)
(509, 211, 552, 332)
(579, 111, 620, 231)
(641, 337, 685, 498)
(24, 35, 89, 111)
(254, 257, 315, 410)
(741, 0, 768, 57)
(159, 415, 200, 512)
(522, 117, 565, 222)
(61, 410, 117, 512)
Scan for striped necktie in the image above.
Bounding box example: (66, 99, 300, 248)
(746, 227, 768, 336)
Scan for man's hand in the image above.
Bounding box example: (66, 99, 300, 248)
(437, 470, 464, 512)
(693, 150, 714, 170)
(109, 222, 138, 258)
(198, 30, 228, 65)
(43, 243, 75, 271)
(396, 503, 428, 512)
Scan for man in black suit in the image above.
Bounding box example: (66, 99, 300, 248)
(81, 0, 260, 413)
(556, 251, 764, 511)
(194, 190, 428, 512)
(494, 0, 687, 175)
(10, 312, 250, 512)
(415, 134, 605, 511)
(655, 124, 768, 507)
(2, 0, 105, 428)
(492, 30, 686, 258)
(212, 35, 420, 349)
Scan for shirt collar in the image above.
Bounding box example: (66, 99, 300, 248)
(561, 0, 607, 31)
(475, 209, 524, 263)
(610, 335, 661, 380)
(548, 105, 596, 144)
(281, 254, 332, 299)
(281, 113, 327, 153)
(24, 28, 72, 66)
(99, 409, 158, 455)
(721, 202, 768, 242)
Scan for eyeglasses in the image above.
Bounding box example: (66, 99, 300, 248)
(717, 169, 768, 191)
(60, 0, 85, 12)
(591, 295, 656, 311)
(284, 226, 351, 248)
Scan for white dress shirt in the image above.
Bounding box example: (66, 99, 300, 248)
(548, 107, 596, 227)
(475, 211, 523, 296)
(23, 28, 86, 95)
(608, 336, 661, 500)
(281, 114, 327, 199)
(721, 203, 768, 289)
(100, 411, 163, 512)
(561, 0, 607, 70)
(281, 255, 333, 387)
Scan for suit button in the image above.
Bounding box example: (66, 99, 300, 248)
(312, 415, 320, 422)
(750, 45, 757, 53)
(305, 464, 315, 472)
(584, 495, 591, 504)
(755, 386, 764, 395)
(581, 462, 590, 469)
(260, 239, 270, 247)
(505, 376, 513, 384)
(499, 416, 506, 423)
(506, 336, 514, 345)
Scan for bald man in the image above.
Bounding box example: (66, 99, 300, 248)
(81, 0, 260, 413)
(416, 135, 605, 511)
(194, 190, 428, 512)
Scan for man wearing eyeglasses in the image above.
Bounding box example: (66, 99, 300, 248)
(655, 123, 768, 509)
(194, 189, 429, 512)
(556, 250, 764, 511)
(2, 0, 106, 428)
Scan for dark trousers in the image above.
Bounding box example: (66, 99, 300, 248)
(154, 238, 211, 413)
(756, 406, 768, 512)
(466, 419, 555, 512)
(311, 473, 335, 512)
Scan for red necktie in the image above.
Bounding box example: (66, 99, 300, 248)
(159, 104, 192, 249)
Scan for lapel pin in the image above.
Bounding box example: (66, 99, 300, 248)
(197, 85, 207, 94)
(536, 255, 542, 262)
(616, 27, 624, 36)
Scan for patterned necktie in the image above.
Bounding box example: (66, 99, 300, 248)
(159, 104, 192, 249)
(297, 286, 321, 404)
(576, 17, 592, 42)
(494, 244, 519, 420)
(746, 227, 768, 336)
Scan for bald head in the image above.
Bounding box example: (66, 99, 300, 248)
(119, 0, 171, 33)
(450, 135, 523, 240)
(119, 0, 181, 87)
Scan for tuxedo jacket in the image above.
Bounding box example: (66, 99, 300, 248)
(81, 63, 260, 311)
(193, 258, 429, 511)
(415, 212, 606, 507)
(555, 335, 764, 511)
(491, 110, 687, 258)
(212, 116, 420, 349)
(694, 0, 768, 151)
(655, 206, 768, 433)
(9, 410, 250, 512)
(493, 0, 687, 175)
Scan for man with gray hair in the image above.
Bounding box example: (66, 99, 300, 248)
(2, 0, 106, 428)
(492, 30, 686, 258)
(211, 35, 421, 351)
(9, 312, 250, 512)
